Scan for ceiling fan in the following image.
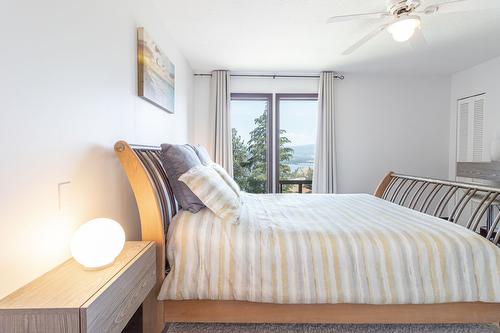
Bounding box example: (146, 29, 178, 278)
(327, 0, 494, 55)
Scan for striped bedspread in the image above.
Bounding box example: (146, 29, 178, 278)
(158, 193, 500, 304)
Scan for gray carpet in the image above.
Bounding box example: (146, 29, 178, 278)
(166, 323, 500, 333)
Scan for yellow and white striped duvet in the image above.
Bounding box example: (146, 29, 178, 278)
(159, 193, 500, 304)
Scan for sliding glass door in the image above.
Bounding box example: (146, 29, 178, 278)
(276, 94, 318, 193)
(230, 93, 318, 193)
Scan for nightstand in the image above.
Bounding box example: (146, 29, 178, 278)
(0, 241, 155, 333)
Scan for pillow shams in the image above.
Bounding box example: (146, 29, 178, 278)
(160, 144, 205, 213)
(190, 144, 212, 165)
(190, 144, 241, 197)
(210, 162, 241, 197)
(179, 165, 241, 223)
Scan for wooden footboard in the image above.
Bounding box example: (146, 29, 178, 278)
(374, 172, 500, 246)
(115, 141, 500, 332)
(373, 171, 394, 198)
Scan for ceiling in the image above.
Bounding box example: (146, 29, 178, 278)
(154, 0, 500, 75)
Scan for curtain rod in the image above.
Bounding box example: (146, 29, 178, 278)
(194, 73, 345, 80)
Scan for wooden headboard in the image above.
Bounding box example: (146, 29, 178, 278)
(114, 140, 176, 332)
(114, 141, 178, 270)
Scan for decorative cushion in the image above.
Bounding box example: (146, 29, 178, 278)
(190, 144, 240, 196)
(190, 144, 212, 165)
(160, 144, 205, 213)
(210, 162, 241, 197)
(179, 164, 241, 223)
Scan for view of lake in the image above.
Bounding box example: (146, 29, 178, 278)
(286, 144, 315, 171)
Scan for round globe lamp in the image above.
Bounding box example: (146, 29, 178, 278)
(70, 218, 125, 270)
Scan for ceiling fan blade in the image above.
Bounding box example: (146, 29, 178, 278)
(420, 0, 500, 15)
(327, 12, 388, 23)
(409, 28, 428, 50)
(342, 23, 389, 55)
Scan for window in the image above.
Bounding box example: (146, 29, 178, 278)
(231, 93, 318, 194)
(230, 93, 272, 193)
(276, 94, 318, 193)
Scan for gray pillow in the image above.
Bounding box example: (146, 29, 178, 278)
(160, 144, 205, 213)
(190, 144, 212, 165)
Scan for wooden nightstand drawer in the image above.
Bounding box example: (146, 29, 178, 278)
(0, 241, 156, 333)
(81, 242, 156, 333)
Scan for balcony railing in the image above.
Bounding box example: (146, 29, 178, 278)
(278, 179, 313, 193)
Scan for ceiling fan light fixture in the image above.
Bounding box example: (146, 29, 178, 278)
(387, 16, 421, 42)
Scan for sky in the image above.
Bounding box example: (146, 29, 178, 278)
(231, 99, 318, 147)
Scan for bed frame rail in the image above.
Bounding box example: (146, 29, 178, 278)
(374, 172, 500, 246)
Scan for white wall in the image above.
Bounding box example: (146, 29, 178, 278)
(193, 74, 451, 194)
(448, 55, 500, 178)
(335, 74, 451, 193)
(0, 0, 194, 298)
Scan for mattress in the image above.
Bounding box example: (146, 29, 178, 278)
(158, 193, 500, 304)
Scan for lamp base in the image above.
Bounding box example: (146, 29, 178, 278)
(81, 260, 115, 271)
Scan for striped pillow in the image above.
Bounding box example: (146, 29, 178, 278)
(210, 162, 241, 197)
(190, 145, 240, 196)
(179, 165, 241, 223)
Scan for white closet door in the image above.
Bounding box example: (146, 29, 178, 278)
(456, 94, 487, 163)
(472, 96, 485, 162)
(457, 100, 470, 162)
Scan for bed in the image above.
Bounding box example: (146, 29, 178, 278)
(114, 141, 500, 333)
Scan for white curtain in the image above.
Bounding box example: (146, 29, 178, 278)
(312, 72, 337, 193)
(210, 70, 233, 176)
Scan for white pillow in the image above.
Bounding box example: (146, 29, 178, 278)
(210, 162, 241, 197)
(179, 164, 241, 223)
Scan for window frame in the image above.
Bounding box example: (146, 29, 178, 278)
(230, 93, 274, 193)
(275, 93, 319, 192)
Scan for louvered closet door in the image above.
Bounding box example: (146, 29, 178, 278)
(454, 94, 487, 223)
(457, 100, 470, 162)
(456, 94, 487, 163)
(472, 97, 485, 161)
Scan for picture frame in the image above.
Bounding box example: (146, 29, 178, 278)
(137, 27, 175, 113)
